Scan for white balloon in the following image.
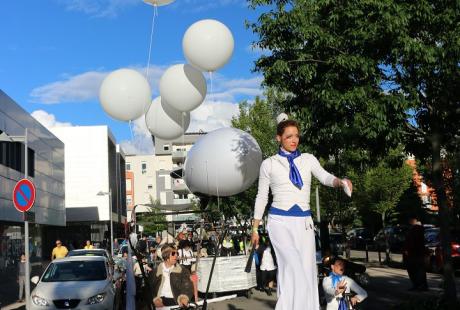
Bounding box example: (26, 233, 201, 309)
(145, 96, 190, 140)
(159, 64, 207, 112)
(143, 0, 175, 6)
(182, 19, 234, 72)
(184, 128, 262, 196)
(99, 68, 151, 122)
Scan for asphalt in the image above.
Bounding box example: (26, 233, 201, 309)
(2, 251, 459, 310)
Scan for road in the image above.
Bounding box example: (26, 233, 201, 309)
(206, 266, 460, 310)
(3, 253, 458, 310)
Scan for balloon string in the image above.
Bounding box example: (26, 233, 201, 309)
(215, 165, 220, 214)
(209, 71, 214, 103)
(128, 120, 135, 141)
(146, 5, 158, 81)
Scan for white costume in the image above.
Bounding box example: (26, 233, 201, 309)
(322, 274, 367, 310)
(254, 152, 337, 310)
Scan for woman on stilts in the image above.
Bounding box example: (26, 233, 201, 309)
(251, 116, 352, 310)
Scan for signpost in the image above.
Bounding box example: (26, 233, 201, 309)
(9, 128, 34, 310)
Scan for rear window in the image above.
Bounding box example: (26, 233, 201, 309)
(68, 250, 107, 258)
(42, 261, 107, 282)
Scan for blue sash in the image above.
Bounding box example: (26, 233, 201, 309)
(268, 204, 312, 217)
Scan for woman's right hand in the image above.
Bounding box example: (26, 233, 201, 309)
(251, 232, 259, 246)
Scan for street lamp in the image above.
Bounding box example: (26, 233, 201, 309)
(97, 189, 113, 257)
(0, 129, 31, 310)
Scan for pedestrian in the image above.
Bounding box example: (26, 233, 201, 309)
(178, 240, 195, 271)
(149, 245, 193, 308)
(322, 257, 367, 310)
(17, 253, 26, 302)
(84, 240, 93, 249)
(403, 216, 428, 291)
(113, 238, 120, 254)
(259, 238, 277, 296)
(251, 116, 352, 310)
(51, 240, 68, 260)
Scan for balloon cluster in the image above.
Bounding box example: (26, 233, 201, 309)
(99, 16, 234, 141)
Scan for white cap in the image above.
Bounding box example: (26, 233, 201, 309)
(276, 113, 289, 124)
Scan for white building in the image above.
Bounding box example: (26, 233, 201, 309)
(125, 133, 206, 225)
(50, 126, 126, 246)
(125, 154, 172, 222)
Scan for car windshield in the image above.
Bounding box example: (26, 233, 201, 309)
(42, 261, 107, 282)
(67, 250, 107, 258)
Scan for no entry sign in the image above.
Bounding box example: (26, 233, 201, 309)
(13, 179, 36, 212)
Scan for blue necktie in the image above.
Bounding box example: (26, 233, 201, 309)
(278, 149, 303, 189)
(331, 272, 347, 310)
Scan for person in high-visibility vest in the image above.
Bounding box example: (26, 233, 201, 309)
(84, 240, 94, 249)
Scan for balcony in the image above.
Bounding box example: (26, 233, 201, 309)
(173, 198, 192, 205)
(172, 180, 188, 192)
(172, 150, 187, 163)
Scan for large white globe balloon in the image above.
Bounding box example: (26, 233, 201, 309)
(159, 64, 207, 112)
(99, 68, 151, 122)
(145, 96, 190, 140)
(143, 0, 175, 6)
(184, 128, 262, 196)
(182, 19, 234, 72)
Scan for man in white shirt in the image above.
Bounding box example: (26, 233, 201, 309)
(149, 245, 193, 308)
(322, 258, 367, 310)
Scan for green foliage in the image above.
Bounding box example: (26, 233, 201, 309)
(136, 197, 167, 236)
(248, 0, 410, 160)
(231, 90, 281, 158)
(351, 159, 413, 226)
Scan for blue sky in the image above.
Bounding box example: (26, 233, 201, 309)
(0, 0, 267, 154)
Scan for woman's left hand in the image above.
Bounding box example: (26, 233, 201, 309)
(343, 178, 353, 193)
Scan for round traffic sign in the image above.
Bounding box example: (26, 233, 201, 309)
(12, 179, 36, 212)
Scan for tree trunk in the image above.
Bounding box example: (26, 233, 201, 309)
(431, 130, 458, 308)
(382, 213, 391, 263)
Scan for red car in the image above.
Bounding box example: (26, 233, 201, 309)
(425, 228, 460, 272)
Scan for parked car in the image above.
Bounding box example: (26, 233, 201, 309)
(30, 256, 115, 309)
(346, 228, 373, 249)
(373, 226, 409, 252)
(424, 227, 460, 272)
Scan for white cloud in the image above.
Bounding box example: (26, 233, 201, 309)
(31, 110, 73, 128)
(188, 99, 240, 132)
(29, 66, 263, 154)
(119, 116, 154, 155)
(58, 0, 139, 18)
(29, 66, 166, 104)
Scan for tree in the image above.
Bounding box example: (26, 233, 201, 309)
(136, 197, 167, 236)
(249, 0, 459, 305)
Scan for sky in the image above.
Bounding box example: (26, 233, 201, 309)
(0, 0, 268, 154)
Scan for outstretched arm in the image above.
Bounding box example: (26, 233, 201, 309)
(310, 154, 353, 194)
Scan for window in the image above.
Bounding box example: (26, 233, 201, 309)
(148, 184, 153, 190)
(126, 180, 132, 191)
(127, 197, 132, 206)
(141, 162, 147, 174)
(126, 163, 131, 171)
(0, 138, 35, 177)
(163, 145, 170, 151)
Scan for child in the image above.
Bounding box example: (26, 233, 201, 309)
(322, 257, 367, 310)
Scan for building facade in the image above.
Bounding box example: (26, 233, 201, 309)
(124, 133, 206, 230)
(50, 126, 126, 248)
(0, 90, 66, 304)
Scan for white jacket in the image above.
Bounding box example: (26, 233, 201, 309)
(322, 275, 367, 310)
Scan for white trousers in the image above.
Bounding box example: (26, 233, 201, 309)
(268, 214, 319, 310)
